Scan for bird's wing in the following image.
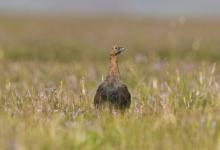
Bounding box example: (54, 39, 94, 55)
(118, 84, 131, 108)
(94, 82, 106, 106)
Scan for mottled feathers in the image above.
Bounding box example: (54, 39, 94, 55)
(94, 81, 131, 109)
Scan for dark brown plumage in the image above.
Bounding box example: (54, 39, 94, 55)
(94, 45, 131, 110)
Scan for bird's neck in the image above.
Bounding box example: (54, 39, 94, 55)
(108, 55, 120, 80)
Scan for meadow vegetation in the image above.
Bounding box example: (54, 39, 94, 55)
(0, 15, 220, 150)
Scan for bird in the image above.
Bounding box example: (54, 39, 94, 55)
(94, 45, 131, 110)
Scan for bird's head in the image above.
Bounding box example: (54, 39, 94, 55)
(110, 45, 125, 56)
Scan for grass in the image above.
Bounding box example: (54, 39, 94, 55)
(0, 15, 220, 150)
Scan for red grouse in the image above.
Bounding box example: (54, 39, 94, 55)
(94, 45, 131, 110)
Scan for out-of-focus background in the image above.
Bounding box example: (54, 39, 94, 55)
(1, 0, 220, 17)
(1, 1, 220, 150)
(0, 0, 220, 62)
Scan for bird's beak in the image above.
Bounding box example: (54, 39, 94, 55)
(115, 47, 125, 55)
(118, 47, 125, 53)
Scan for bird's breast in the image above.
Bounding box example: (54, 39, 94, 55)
(106, 88, 119, 103)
